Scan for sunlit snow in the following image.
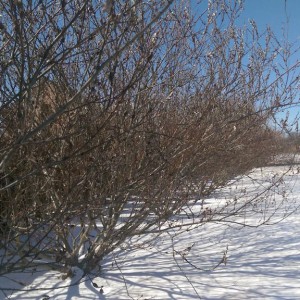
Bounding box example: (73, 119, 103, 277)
(2, 165, 300, 300)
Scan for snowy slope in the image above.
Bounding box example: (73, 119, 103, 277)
(2, 165, 300, 300)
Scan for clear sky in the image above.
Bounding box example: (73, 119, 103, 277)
(239, 0, 300, 129)
(189, 0, 300, 129)
(240, 0, 300, 43)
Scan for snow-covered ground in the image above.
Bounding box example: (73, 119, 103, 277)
(2, 165, 300, 300)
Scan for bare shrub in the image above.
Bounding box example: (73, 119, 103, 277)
(0, 0, 299, 277)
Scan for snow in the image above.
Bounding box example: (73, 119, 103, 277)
(2, 165, 300, 300)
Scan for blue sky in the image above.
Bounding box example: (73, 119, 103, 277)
(239, 0, 300, 129)
(189, 0, 300, 129)
(240, 0, 300, 43)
